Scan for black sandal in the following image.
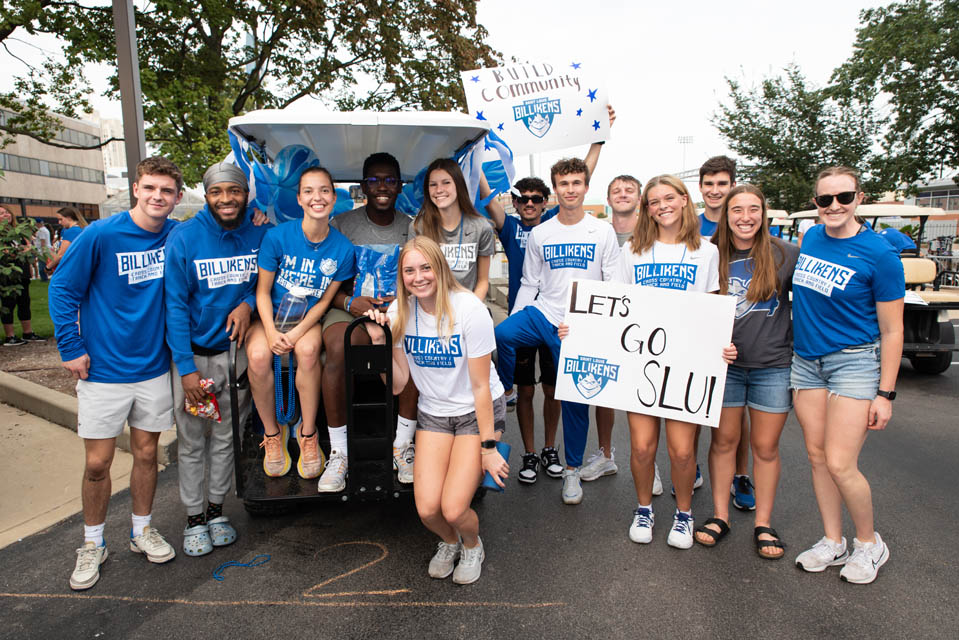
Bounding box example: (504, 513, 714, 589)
(754, 526, 786, 559)
(694, 518, 730, 547)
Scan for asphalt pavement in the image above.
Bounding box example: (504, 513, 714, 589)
(1, 355, 957, 639)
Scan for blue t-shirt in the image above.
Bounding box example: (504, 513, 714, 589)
(62, 226, 83, 243)
(498, 208, 557, 312)
(878, 228, 917, 253)
(257, 220, 356, 312)
(48, 211, 177, 383)
(792, 226, 905, 359)
(698, 213, 718, 238)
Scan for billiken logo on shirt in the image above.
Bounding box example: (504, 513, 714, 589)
(543, 243, 595, 269)
(404, 335, 463, 368)
(441, 243, 478, 269)
(793, 255, 856, 297)
(564, 355, 620, 399)
(515, 226, 530, 249)
(634, 263, 698, 290)
(275, 255, 335, 299)
(117, 248, 165, 284)
(194, 254, 257, 289)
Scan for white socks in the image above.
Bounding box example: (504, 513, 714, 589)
(394, 416, 417, 448)
(328, 425, 348, 456)
(131, 513, 151, 537)
(84, 523, 105, 546)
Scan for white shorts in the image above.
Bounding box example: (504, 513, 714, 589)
(76, 372, 174, 439)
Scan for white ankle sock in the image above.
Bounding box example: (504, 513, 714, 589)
(394, 416, 416, 448)
(328, 425, 347, 456)
(84, 523, 105, 546)
(131, 513, 151, 537)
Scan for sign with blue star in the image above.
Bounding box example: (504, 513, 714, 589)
(459, 59, 609, 157)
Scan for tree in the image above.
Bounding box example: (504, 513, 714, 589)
(831, 0, 959, 190)
(712, 65, 880, 213)
(0, 1, 501, 183)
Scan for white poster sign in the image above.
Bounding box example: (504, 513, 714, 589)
(555, 279, 735, 428)
(460, 60, 609, 157)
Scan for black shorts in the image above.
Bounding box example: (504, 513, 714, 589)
(513, 344, 556, 387)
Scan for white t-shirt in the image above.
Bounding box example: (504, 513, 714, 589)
(798, 219, 817, 236)
(390, 290, 504, 417)
(617, 239, 720, 292)
(514, 214, 621, 326)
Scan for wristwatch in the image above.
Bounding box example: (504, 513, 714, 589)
(480, 439, 497, 450)
(876, 389, 896, 401)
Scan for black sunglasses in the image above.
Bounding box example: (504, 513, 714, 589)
(514, 195, 545, 204)
(814, 191, 857, 208)
(364, 177, 400, 187)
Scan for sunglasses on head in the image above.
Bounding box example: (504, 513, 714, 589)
(514, 195, 545, 204)
(364, 176, 400, 187)
(814, 191, 857, 208)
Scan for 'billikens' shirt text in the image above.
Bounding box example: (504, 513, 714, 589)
(117, 248, 165, 284)
(275, 255, 337, 299)
(633, 263, 698, 290)
(543, 243, 595, 269)
(404, 335, 463, 368)
(194, 254, 258, 289)
(792, 254, 855, 297)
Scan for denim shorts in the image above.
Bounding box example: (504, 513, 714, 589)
(417, 394, 507, 436)
(722, 365, 792, 413)
(789, 341, 881, 401)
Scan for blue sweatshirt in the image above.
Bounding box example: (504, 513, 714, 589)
(49, 211, 177, 383)
(164, 206, 270, 376)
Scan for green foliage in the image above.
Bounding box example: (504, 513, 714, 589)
(0, 216, 41, 313)
(1, 1, 501, 183)
(831, 0, 959, 191)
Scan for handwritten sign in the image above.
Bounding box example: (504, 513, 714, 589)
(555, 279, 735, 428)
(460, 60, 609, 156)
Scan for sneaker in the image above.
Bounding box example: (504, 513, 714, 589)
(541, 447, 563, 478)
(428, 540, 460, 579)
(260, 424, 291, 477)
(504, 388, 517, 413)
(652, 463, 664, 496)
(628, 507, 655, 544)
(452, 537, 485, 585)
(296, 428, 324, 479)
(393, 440, 414, 484)
(795, 536, 849, 572)
(130, 526, 175, 563)
(518, 452, 540, 484)
(580, 447, 618, 482)
(731, 475, 756, 511)
(671, 464, 704, 497)
(840, 533, 889, 584)
(667, 511, 694, 549)
(70, 542, 108, 590)
(561, 467, 583, 505)
(3, 336, 26, 346)
(22, 332, 45, 342)
(317, 449, 348, 492)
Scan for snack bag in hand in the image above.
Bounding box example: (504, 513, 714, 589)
(185, 377, 221, 422)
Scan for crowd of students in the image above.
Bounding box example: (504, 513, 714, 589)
(48, 135, 903, 592)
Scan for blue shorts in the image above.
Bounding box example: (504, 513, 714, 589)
(722, 365, 792, 413)
(789, 342, 880, 401)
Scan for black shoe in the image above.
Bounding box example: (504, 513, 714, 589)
(22, 333, 45, 342)
(3, 336, 26, 346)
(540, 447, 563, 478)
(517, 452, 539, 484)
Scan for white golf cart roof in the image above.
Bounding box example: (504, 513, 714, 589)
(227, 110, 490, 182)
(788, 204, 948, 219)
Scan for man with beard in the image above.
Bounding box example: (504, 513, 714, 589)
(164, 162, 268, 556)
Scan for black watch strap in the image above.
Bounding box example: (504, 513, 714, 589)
(876, 389, 896, 401)
(481, 439, 497, 449)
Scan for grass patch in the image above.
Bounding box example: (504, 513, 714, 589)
(8, 279, 55, 338)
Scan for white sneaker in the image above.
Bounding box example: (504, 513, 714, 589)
(580, 448, 618, 481)
(70, 541, 108, 590)
(428, 540, 460, 579)
(561, 467, 583, 505)
(652, 463, 663, 496)
(795, 536, 849, 572)
(317, 449, 348, 492)
(452, 537, 485, 585)
(129, 526, 175, 563)
(628, 507, 655, 544)
(393, 440, 414, 484)
(840, 533, 889, 584)
(666, 511, 694, 549)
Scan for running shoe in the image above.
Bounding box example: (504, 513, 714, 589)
(22, 332, 45, 342)
(70, 542, 107, 590)
(260, 424, 291, 477)
(667, 511, 695, 549)
(518, 452, 539, 484)
(795, 536, 848, 572)
(393, 440, 415, 484)
(428, 540, 460, 579)
(628, 507, 655, 544)
(452, 537, 485, 585)
(130, 526, 175, 563)
(317, 449, 348, 492)
(561, 467, 583, 504)
(840, 533, 889, 584)
(296, 428, 324, 479)
(652, 463, 663, 496)
(580, 447, 618, 481)
(504, 388, 517, 413)
(3, 336, 25, 346)
(540, 447, 563, 478)
(732, 475, 756, 511)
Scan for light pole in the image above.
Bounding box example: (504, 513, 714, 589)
(677, 136, 693, 174)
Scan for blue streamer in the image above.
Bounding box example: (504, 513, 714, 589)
(212, 554, 271, 582)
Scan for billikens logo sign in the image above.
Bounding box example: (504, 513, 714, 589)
(633, 264, 698, 290)
(543, 243, 595, 269)
(194, 254, 257, 289)
(513, 97, 561, 138)
(564, 355, 620, 400)
(117, 248, 165, 284)
(404, 335, 462, 369)
(793, 255, 856, 297)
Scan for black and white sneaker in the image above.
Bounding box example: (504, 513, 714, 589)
(540, 447, 563, 478)
(518, 452, 539, 484)
(22, 332, 45, 342)
(3, 336, 26, 346)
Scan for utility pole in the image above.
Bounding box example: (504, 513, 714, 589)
(112, 0, 146, 205)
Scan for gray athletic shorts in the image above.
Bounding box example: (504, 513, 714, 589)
(76, 372, 174, 439)
(417, 394, 507, 437)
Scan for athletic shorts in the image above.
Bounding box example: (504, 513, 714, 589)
(322, 307, 354, 332)
(722, 365, 792, 413)
(513, 344, 557, 387)
(76, 372, 174, 439)
(790, 341, 881, 401)
(417, 394, 507, 437)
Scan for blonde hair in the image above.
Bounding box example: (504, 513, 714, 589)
(629, 175, 701, 254)
(391, 236, 468, 345)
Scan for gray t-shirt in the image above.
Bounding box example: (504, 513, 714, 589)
(331, 206, 411, 297)
(616, 230, 631, 247)
(727, 238, 800, 369)
(409, 214, 496, 291)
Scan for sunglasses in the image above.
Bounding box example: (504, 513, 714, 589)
(514, 195, 545, 205)
(364, 177, 400, 187)
(814, 191, 857, 208)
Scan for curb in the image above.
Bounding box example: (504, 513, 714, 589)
(0, 370, 178, 465)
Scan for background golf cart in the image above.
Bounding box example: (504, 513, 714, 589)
(788, 205, 958, 375)
(226, 111, 493, 515)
